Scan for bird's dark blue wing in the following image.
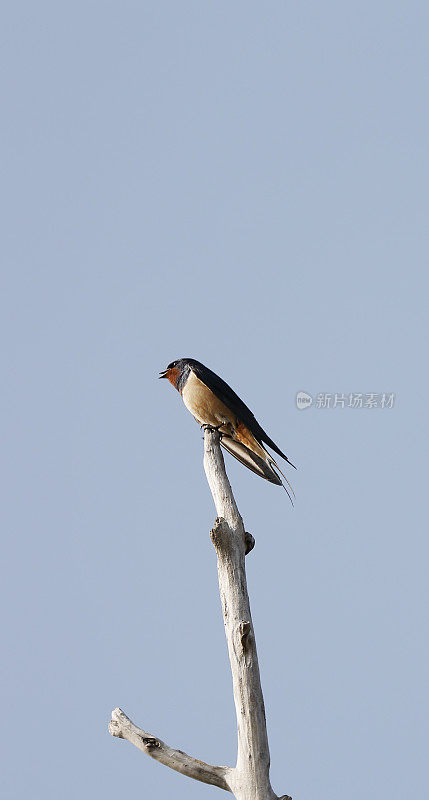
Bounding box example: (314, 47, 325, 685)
(185, 359, 295, 467)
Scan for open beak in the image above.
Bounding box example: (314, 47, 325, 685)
(159, 369, 168, 379)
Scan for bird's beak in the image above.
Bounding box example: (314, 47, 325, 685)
(159, 369, 168, 379)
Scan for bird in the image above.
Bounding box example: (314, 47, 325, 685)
(159, 357, 295, 502)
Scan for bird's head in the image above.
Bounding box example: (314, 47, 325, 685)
(159, 358, 190, 391)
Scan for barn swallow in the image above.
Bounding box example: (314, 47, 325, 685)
(159, 358, 296, 501)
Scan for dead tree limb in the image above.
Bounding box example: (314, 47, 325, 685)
(108, 707, 231, 790)
(109, 427, 291, 800)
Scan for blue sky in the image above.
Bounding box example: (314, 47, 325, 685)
(2, 3, 428, 799)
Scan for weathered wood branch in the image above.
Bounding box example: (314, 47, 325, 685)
(109, 426, 291, 800)
(109, 707, 232, 790)
(204, 428, 290, 800)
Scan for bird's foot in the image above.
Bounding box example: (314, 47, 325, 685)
(201, 424, 224, 435)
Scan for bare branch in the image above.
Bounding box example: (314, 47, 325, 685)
(109, 427, 291, 800)
(204, 428, 287, 800)
(109, 708, 232, 791)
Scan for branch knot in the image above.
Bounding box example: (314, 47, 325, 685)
(244, 531, 255, 555)
(142, 736, 160, 749)
(239, 621, 251, 648)
(210, 517, 233, 550)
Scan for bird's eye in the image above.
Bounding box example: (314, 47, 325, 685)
(167, 360, 178, 369)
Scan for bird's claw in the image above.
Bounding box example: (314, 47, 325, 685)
(201, 423, 224, 434)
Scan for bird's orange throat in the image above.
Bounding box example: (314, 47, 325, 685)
(166, 367, 180, 389)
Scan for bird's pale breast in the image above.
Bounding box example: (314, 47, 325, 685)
(181, 371, 269, 462)
(182, 369, 236, 429)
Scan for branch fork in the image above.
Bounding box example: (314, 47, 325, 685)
(109, 428, 291, 800)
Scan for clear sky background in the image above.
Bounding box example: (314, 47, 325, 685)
(2, 3, 428, 799)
